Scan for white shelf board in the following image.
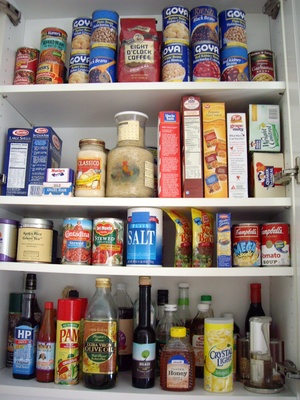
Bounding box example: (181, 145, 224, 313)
(0, 82, 286, 127)
(0, 368, 295, 400)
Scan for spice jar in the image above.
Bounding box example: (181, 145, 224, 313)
(106, 111, 154, 197)
(75, 138, 106, 197)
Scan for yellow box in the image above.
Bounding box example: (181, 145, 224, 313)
(202, 103, 228, 198)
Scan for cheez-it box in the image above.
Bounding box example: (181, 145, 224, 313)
(158, 111, 181, 198)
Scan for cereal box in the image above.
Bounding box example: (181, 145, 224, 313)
(202, 103, 228, 198)
(158, 111, 181, 197)
(250, 152, 285, 197)
(181, 96, 203, 198)
(216, 213, 232, 268)
(227, 113, 248, 198)
(249, 104, 281, 152)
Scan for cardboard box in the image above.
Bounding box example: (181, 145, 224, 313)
(28, 127, 63, 196)
(2, 128, 33, 196)
(45, 168, 75, 183)
(227, 113, 248, 198)
(249, 104, 281, 152)
(158, 111, 181, 198)
(250, 152, 286, 197)
(181, 96, 203, 198)
(42, 182, 74, 196)
(216, 213, 232, 267)
(202, 103, 228, 198)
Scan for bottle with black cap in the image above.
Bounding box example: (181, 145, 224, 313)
(25, 273, 42, 325)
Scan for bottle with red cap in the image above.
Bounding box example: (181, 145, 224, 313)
(36, 301, 56, 382)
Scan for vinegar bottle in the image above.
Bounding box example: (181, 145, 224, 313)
(245, 283, 265, 336)
(36, 301, 56, 382)
(132, 276, 156, 388)
(82, 278, 118, 389)
(25, 273, 42, 325)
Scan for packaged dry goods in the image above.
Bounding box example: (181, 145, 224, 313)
(216, 213, 232, 268)
(191, 209, 214, 268)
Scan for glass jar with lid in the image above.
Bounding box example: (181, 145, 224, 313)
(75, 138, 106, 197)
(106, 111, 154, 197)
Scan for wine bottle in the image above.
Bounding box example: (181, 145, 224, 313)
(132, 276, 156, 388)
(25, 273, 42, 325)
(245, 283, 265, 336)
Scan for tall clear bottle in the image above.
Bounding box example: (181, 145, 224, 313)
(156, 304, 182, 376)
(25, 273, 42, 325)
(113, 282, 133, 371)
(82, 278, 118, 389)
(177, 283, 192, 337)
(245, 283, 265, 336)
(13, 293, 39, 379)
(132, 276, 156, 388)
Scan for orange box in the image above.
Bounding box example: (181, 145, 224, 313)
(158, 111, 181, 197)
(202, 103, 228, 198)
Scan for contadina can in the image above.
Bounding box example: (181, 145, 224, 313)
(204, 317, 233, 393)
(55, 298, 82, 385)
(62, 218, 92, 264)
(92, 218, 124, 265)
(0, 219, 18, 262)
(16, 218, 53, 263)
(126, 207, 163, 267)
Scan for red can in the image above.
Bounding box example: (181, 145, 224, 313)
(61, 218, 92, 264)
(232, 223, 261, 267)
(261, 223, 290, 266)
(13, 47, 39, 85)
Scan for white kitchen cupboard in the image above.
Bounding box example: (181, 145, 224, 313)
(0, 0, 299, 399)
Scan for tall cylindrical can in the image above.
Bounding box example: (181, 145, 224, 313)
(55, 298, 82, 385)
(219, 9, 247, 50)
(162, 6, 190, 45)
(71, 17, 92, 50)
(190, 6, 218, 46)
(40, 27, 68, 64)
(61, 218, 92, 264)
(232, 223, 261, 267)
(204, 317, 233, 392)
(126, 207, 163, 267)
(0, 219, 18, 262)
(91, 9, 119, 49)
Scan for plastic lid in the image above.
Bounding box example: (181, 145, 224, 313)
(178, 283, 189, 288)
(44, 301, 53, 309)
(9, 292, 23, 312)
(164, 304, 177, 311)
(57, 298, 82, 321)
(197, 303, 210, 311)
(170, 326, 186, 338)
(96, 278, 111, 288)
(114, 111, 148, 123)
(201, 295, 212, 302)
(0, 219, 18, 225)
(116, 283, 127, 291)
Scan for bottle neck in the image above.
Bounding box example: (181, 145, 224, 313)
(251, 288, 262, 304)
(22, 293, 35, 319)
(178, 288, 189, 307)
(139, 284, 151, 327)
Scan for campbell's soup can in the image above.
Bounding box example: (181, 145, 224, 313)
(162, 5, 190, 45)
(13, 47, 39, 85)
(232, 223, 261, 267)
(0, 219, 18, 262)
(219, 8, 247, 50)
(220, 46, 249, 81)
(192, 41, 220, 81)
(71, 17, 92, 50)
(261, 223, 290, 266)
(92, 218, 124, 265)
(161, 42, 190, 82)
(62, 218, 92, 264)
(204, 317, 233, 392)
(126, 207, 163, 267)
(248, 50, 276, 81)
(190, 6, 218, 46)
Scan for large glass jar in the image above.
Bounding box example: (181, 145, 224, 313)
(106, 111, 154, 197)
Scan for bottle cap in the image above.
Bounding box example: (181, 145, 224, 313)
(178, 283, 189, 288)
(56, 298, 82, 321)
(25, 273, 37, 290)
(197, 303, 210, 311)
(116, 283, 126, 291)
(157, 289, 168, 304)
(170, 326, 186, 338)
(96, 277, 111, 288)
(139, 276, 151, 286)
(68, 290, 79, 298)
(164, 304, 177, 312)
(200, 294, 212, 302)
(9, 292, 23, 312)
(44, 301, 53, 310)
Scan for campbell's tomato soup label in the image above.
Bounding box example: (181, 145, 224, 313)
(62, 218, 92, 264)
(232, 224, 261, 267)
(261, 223, 290, 266)
(92, 218, 124, 266)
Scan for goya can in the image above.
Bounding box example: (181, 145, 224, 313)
(13, 47, 39, 85)
(126, 207, 163, 267)
(220, 46, 249, 81)
(232, 223, 261, 267)
(36, 61, 65, 84)
(248, 50, 276, 81)
(88, 46, 116, 83)
(71, 17, 92, 50)
(92, 218, 124, 265)
(162, 5, 190, 45)
(190, 6, 218, 45)
(91, 9, 119, 49)
(204, 317, 233, 392)
(219, 8, 247, 50)
(192, 41, 220, 81)
(62, 218, 92, 264)
(40, 27, 68, 64)
(0, 219, 18, 262)
(161, 42, 190, 82)
(261, 223, 290, 266)
(68, 50, 90, 83)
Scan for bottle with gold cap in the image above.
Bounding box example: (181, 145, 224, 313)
(82, 277, 118, 389)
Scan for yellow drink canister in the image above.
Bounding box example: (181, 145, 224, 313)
(204, 317, 233, 392)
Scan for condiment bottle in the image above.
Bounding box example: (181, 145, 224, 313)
(13, 293, 39, 379)
(160, 326, 195, 391)
(25, 273, 42, 325)
(113, 282, 134, 371)
(132, 276, 156, 388)
(106, 111, 154, 197)
(177, 283, 192, 337)
(245, 283, 265, 337)
(6, 292, 22, 367)
(156, 289, 169, 326)
(36, 301, 56, 382)
(189, 303, 210, 378)
(75, 138, 106, 197)
(82, 278, 118, 389)
(156, 304, 182, 376)
(200, 294, 214, 317)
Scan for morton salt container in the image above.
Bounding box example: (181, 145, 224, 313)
(126, 208, 163, 267)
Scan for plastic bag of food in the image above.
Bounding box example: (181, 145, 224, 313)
(191, 208, 214, 267)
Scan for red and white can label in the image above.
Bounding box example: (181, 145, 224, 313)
(261, 223, 290, 266)
(232, 224, 261, 267)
